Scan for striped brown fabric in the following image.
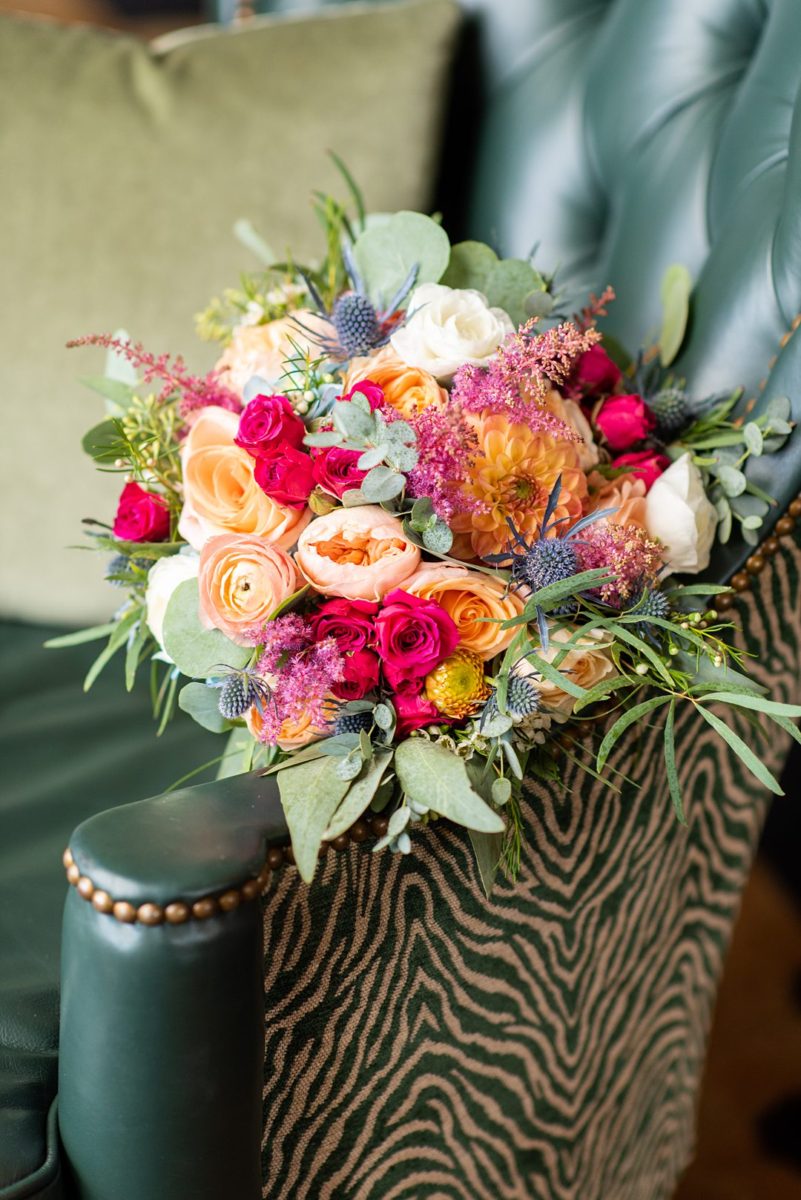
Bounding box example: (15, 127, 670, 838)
(261, 532, 800, 1198)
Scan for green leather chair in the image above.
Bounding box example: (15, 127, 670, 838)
(5, 1, 801, 1198)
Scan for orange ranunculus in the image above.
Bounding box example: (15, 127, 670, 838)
(214, 311, 331, 397)
(587, 470, 648, 530)
(178, 406, 310, 551)
(451, 411, 588, 561)
(403, 563, 523, 660)
(246, 699, 329, 751)
(198, 534, 299, 643)
(344, 345, 447, 418)
(295, 505, 420, 601)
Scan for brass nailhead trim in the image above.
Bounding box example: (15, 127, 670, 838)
(63, 816, 390, 926)
(716, 494, 800, 612)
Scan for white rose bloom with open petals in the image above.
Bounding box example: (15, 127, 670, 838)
(390, 283, 514, 380)
(645, 453, 718, 574)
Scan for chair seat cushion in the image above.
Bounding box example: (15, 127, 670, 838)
(0, 622, 214, 1196)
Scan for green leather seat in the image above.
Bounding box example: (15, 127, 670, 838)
(5, 1, 801, 1198)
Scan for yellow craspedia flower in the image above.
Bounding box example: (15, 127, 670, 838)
(424, 648, 491, 719)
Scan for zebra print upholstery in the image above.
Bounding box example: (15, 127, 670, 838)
(261, 530, 801, 1199)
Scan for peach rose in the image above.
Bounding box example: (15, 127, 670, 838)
(544, 389, 600, 471)
(178, 406, 310, 551)
(344, 345, 447, 418)
(198, 534, 299, 643)
(214, 311, 332, 397)
(246, 700, 329, 751)
(403, 564, 524, 660)
(587, 470, 648, 530)
(295, 505, 420, 601)
(521, 625, 617, 717)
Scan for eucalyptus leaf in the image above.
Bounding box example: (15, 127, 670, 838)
(441, 240, 497, 292)
(717, 465, 747, 497)
(765, 395, 791, 422)
(357, 446, 388, 470)
(352, 211, 450, 306)
(373, 704, 394, 731)
(743, 422, 763, 455)
(178, 682, 231, 733)
(491, 777, 512, 806)
(336, 755, 364, 781)
(162, 580, 250, 679)
(277, 756, 351, 882)
(334, 402, 375, 441)
(82, 419, 125, 464)
(324, 752, 393, 840)
(361, 466, 405, 502)
(422, 520, 454, 554)
(80, 375, 136, 413)
(485, 257, 547, 326)
(468, 829, 504, 898)
(715, 495, 733, 543)
(659, 264, 692, 366)
(216, 727, 255, 780)
(394, 739, 504, 833)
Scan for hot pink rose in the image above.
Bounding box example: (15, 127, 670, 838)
(310, 598, 378, 651)
(113, 481, 170, 542)
(594, 394, 655, 451)
(569, 345, 622, 397)
(340, 380, 384, 410)
(393, 690, 444, 736)
(332, 649, 381, 701)
(312, 446, 368, 498)
(235, 394, 306, 458)
(612, 449, 671, 491)
(375, 589, 459, 692)
(253, 444, 315, 509)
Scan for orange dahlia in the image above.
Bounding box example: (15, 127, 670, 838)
(451, 412, 588, 561)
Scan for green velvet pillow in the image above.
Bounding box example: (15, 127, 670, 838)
(0, 1, 460, 624)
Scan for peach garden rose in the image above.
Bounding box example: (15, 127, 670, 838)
(178, 406, 310, 552)
(214, 311, 331, 397)
(295, 505, 420, 601)
(343, 345, 447, 418)
(403, 563, 524, 660)
(198, 533, 299, 643)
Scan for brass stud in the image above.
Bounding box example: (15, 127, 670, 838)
(371, 815, 389, 838)
(76, 876, 95, 901)
(762, 536, 780, 556)
(776, 515, 795, 537)
(731, 572, 751, 593)
(92, 890, 113, 914)
(256, 866, 271, 890)
(716, 593, 734, 612)
(191, 897, 218, 920)
(219, 890, 241, 913)
(746, 554, 765, 575)
(331, 834, 349, 853)
(62, 848, 74, 869)
(164, 902, 190, 925)
(789, 499, 801, 519)
(137, 902, 164, 926)
(241, 878, 261, 902)
(283, 845, 296, 866)
(113, 901, 137, 924)
(349, 819, 368, 844)
(66, 863, 81, 886)
(266, 847, 283, 870)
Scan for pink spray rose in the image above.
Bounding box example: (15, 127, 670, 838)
(312, 446, 368, 498)
(235, 394, 306, 458)
(393, 689, 446, 736)
(332, 649, 381, 701)
(375, 589, 459, 692)
(310, 598, 378, 651)
(113, 481, 170, 542)
(612, 449, 671, 491)
(568, 345, 622, 397)
(594, 394, 655, 451)
(339, 380, 384, 410)
(253, 444, 315, 509)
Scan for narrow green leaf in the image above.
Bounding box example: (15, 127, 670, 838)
(572, 675, 638, 714)
(44, 622, 116, 648)
(769, 713, 801, 748)
(524, 648, 588, 699)
(606, 623, 674, 685)
(695, 705, 783, 794)
(468, 829, 504, 899)
(664, 698, 686, 824)
(695, 692, 801, 719)
(659, 263, 692, 366)
(597, 695, 671, 771)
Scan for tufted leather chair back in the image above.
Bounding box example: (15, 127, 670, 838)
(460, 0, 801, 574)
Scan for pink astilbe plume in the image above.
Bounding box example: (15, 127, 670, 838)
(405, 402, 486, 523)
(576, 523, 664, 607)
(452, 318, 601, 433)
(578, 285, 616, 330)
(66, 333, 241, 416)
(250, 616, 343, 744)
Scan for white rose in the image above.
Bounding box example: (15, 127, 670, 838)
(145, 550, 200, 655)
(645, 453, 717, 574)
(389, 283, 514, 380)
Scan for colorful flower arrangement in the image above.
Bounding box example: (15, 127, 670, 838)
(56, 169, 801, 890)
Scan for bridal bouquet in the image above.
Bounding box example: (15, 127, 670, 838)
(58, 167, 801, 888)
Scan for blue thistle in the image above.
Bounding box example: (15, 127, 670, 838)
(334, 710, 373, 736)
(482, 673, 540, 728)
(332, 293, 380, 358)
(627, 587, 671, 643)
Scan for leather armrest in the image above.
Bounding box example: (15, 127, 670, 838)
(58, 771, 288, 1200)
